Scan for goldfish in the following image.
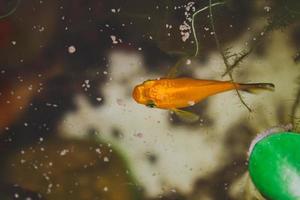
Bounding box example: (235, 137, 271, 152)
(132, 77, 274, 122)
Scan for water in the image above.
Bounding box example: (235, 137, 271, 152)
(0, 0, 299, 199)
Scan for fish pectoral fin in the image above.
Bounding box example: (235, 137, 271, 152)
(171, 108, 199, 123)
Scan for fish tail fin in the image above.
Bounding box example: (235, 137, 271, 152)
(238, 83, 275, 94)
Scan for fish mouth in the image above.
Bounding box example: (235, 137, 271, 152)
(132, 86, 143, 103)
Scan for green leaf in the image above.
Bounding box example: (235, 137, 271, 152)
(249, 132, 300, 200)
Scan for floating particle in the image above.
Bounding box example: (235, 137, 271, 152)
(204, 27, 210, 31)
(264, 6, 271, 12)
(134, 132, 143, 138)
(95, 148, 101, 154)
(103, 157, 109, 162)
(188, 101, 195, 106)
(179, 21, 191, 42)
(116, 98, 126, 106)
(60, 149, 69, 156)
(166, 24, 172, 29)
(96, 97, 102, 102)
(68, 45, 76, 54)
(38, 26, 45, 32)
(110, 35, 118, 44)
(82, 80, 91, 91)
(112, 8, 120, 13)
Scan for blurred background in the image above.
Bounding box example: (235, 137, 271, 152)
(0, 0, 299, 199)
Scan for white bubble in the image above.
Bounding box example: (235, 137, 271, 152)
(68, 45, 76, 54)
(60, 149, 69, 156)
(103, 157, 109, 162)
(96, 97, 102, 102)
(188, 101, 195, 106)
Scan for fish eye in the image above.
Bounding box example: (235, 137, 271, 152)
(146, 101, 156, 108)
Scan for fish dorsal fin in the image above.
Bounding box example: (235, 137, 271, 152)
(171, 108, 199, 123)
(166, 56, 190, 78)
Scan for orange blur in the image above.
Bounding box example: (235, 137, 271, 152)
(0, 65, 62, 131)
(0, 79, 38, 129)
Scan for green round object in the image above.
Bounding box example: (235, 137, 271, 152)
(249, 132, 300, 200)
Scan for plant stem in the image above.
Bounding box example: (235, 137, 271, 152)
(208, 0, 252, 112)
(0, 0, 21, 20)
(192, 2, 225, 57)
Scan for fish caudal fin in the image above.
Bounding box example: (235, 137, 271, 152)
(239, 83, 275, 94)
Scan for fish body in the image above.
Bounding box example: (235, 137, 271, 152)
(132, 77, 274, 109)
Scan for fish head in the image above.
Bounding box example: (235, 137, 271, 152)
(132, 84, 149, 105)
(132, 80, 157, 107)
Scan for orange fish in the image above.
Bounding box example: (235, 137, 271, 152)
(132, 77, 274, 121)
